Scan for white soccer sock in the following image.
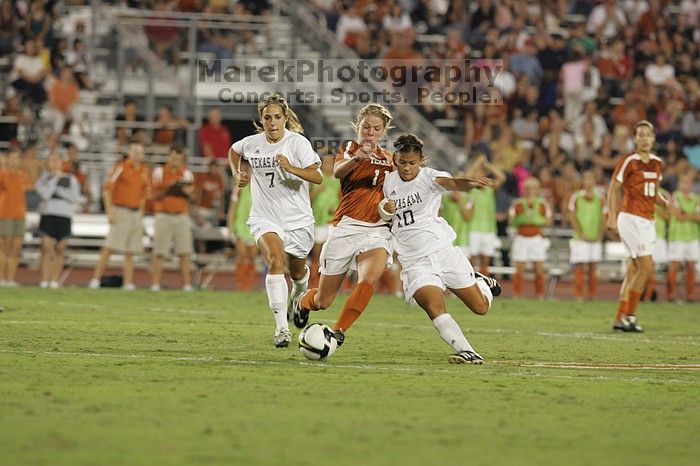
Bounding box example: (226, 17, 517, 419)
(291, 265, 310, 302)
(265, 274, 289, 330)
(432, 313, 474, 353)
(476, 278, 493, 308)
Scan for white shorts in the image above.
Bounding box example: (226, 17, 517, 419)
(469, 231, 499, 257)
(399, 245, 477, 304)
(569, 239, 603, 264)
(652, 238, 668, 264)
(319, 224, 392, 275)
(248, 216, 314, 259)
(617, 212, 655, 258)
(668, 240, 700, 262)
(314, 225, 330, 244)
(511, 235, 549, 263)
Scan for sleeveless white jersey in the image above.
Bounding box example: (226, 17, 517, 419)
(383, 167, 456, 261)
(232, 130, 321, 230)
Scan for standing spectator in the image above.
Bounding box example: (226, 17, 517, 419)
(88, 143, 150, 290)
(561, 46, 600, 124)
(115, 100, 145, 146)
(568, 170, 605, 302)
(36, 153, 81, 289)
(10, 38, 49, 105)
(61, 143, 90, 212)
(227, 180, 258, 291)
(465, 154, 506, 276)
(193, 158, 225, 244)
(666, 173, 699, 302)
(199, 108, 231, 159)
(152, 105, 189, 146)
(0, 148, 29, 287)
(45, 66, 80, 147)
(150, 145, 195, 291)
(644, 187, 670, 300)
(509, 177, 553, 299)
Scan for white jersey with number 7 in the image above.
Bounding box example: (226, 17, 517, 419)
(231, 130, 321, 230)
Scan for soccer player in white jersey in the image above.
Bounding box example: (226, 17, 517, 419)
(379, 134, 501, 364)
(228, 94, 322, 348)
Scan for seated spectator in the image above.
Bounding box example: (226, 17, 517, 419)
(145, 0, 182, 66)
(0, 0, 19, 56)
(586, 0, 626, 40)
(335, 5, 367, 49)
(574, 102, 609, 144)
(508, 39, 543, 86)
(645, 54, 676, 87)
(44, 66, 80, 147)
(199, 107, 231, 159)
(116, 100, 145, 146)
(596, 39, 633, 97)
(490, 124, 522, 172)
(152, 105, 189, 145)
(542, 111, 575, 159)
(50, 37, 68, 73)
(10, 38, 49, 106)
(0, 95, 30, 145)
(36, 153, 81, 289)
(0, 147, 29, 287)
(65, 38, 94, 89)
(382, 3, 412, 35)
(23, 0, 51, 40)
(682, 102, 700, 145)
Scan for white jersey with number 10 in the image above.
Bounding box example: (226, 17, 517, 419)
(231, 130, 321, 230)
(383, 167, 456, 261)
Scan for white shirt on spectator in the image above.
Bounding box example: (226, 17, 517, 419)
(586, 5, 627, 38)
(11, 54, 46, 82)
(621, 0, 649, 24)
(382, 12, 412, 32)
(542, 131, 575, 155)
(681, 0, 700, 26)
(335, 13, 366, 43)
(645, 63, 675, 86)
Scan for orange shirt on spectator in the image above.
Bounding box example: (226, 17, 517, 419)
(194, 171, 223, 210)
(151, 164, 194, 214)
(104, 159, 150, 210)
(0, 168, 29, 219)
(48, 80, 79, 113)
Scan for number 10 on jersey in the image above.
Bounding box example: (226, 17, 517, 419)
(643, 181, 656, 197)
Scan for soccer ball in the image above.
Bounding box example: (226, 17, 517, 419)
(298, 323, 338, 360)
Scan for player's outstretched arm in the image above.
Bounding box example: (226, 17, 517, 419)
(436, 176, 492, 192)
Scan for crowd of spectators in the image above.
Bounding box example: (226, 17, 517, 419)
(311, 0, 700, 225)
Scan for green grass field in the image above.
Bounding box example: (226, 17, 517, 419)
(0, 288, 697, 466)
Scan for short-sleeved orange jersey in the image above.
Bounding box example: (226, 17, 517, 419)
(151, 164, 194, 214)
(613, 153, 663, 220)
(331, 141, 394, 225)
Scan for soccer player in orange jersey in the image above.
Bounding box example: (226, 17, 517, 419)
(292, 104, 395, 347)
(607, 120, 668, 332)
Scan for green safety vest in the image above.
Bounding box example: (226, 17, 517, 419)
(466, 186, 497, 234)
(312, 175, 341, 225)
(442, 193, 469, 246)
(571, 190, 603, 241)
(231, 186, 254, 242)
(654, 188, 669, 239)
(668, 191, 699, 242)
(512, 198, 547, 227)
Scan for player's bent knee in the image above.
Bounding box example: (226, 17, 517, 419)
(472, 301, 489, 316)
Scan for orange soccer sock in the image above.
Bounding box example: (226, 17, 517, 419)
(244, 263, 257, 290)
(615, 300, 628, 322)
(667, 269, 677, 301)
(686, 267, 696, 301)
(643, 276, 655, 301)
(588, 264, 598, 299)
(513, 271, 523, 298)
(626, 290, 642, 317)
(534, 272, 545, 298)
(300, 288, 320, 311)
(334, 282, 375, 332)
(573, 266, 584, 300)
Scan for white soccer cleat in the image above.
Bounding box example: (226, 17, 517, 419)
(88, 278, 100, 289)
(49, 281, 60, 289)
(150, 284, 161, 292)
(122, 283, 136, 291)
(39, 281, 49, 289)
(274, 328, 292, 348)
(182, 284, 194, 292)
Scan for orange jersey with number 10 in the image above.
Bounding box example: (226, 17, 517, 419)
(613, 152, 663, 220)
(332, 141, 394, 225)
